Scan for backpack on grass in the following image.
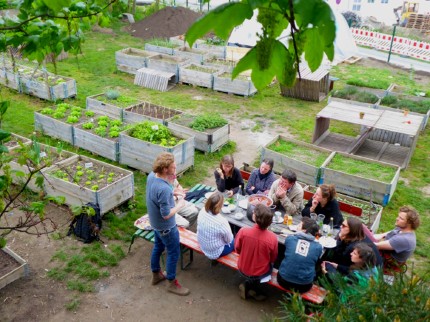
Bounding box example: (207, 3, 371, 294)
(68, 202, 102, 243)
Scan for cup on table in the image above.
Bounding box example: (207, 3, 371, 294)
(269, 205, 276, 213)
(317, 214, 325, 227)
(310, 213, 317, 221)
(274, 211, 282, 223)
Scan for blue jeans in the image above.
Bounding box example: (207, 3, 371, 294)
(219, 239, 235, 257)
(151, 225, 180, 281)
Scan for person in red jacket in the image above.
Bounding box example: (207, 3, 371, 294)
(235, 204, 278, 301)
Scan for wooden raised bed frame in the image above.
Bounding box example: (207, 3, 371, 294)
(43, 155, 134, 215)
(115, 47, 156, 75)
(119, 129, 195, 175)
(86, 93, 143, 121)
(0, 247, 29, 290)
(178, 63, 223, 89)
(320, 151, 401, 206)
(123, 102, 183, 125)
(261, 136, 332, 186)
(213, 73, 257, 97)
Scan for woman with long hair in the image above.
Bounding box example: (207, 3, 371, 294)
(302, 184, 343, 228)
(322, 217, 382, 275)
(214, 155, 244, 197)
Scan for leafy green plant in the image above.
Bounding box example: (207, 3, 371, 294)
(94, 127, 107, 137)
(85, 110, 95, 117)
(381, 95, 430, 114)
(332, 86, 379, 103)
(128, 121, 183, 147)
(82, 122, 94, 129)
(189, 113, 228, 132)
(66, 115, 79, 124)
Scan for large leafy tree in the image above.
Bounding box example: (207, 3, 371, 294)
(186, 0, 336, 89)
(0, 0, 120, 64)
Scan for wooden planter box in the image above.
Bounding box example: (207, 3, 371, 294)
(86, 93, 143, 120)
(144, 43, 176, 55)
(73, 126, 120, 162)
(4, 133, 31, 151)
(146, 54, 189, 83)
(213, 73, 257, 97)
(0, 247, 29, 290)
(43, 155, 134, 214)
(19, 75, 77, 101)
(261, 136, 332, 186)
(320, 152, 401, 206)
(8, 143, 77, 192)
(0, 66, 20, 91)
(115, 47, 156, 74)
(166, 115, 229, 153)
(174, 46, 208, 64)
(119, 129, 195, 174)
(178, 63, 223, 88)
(196, 43, 226, 59)
(123, 102, 183, 125)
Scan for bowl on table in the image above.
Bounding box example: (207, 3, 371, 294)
(246, 195, 274, 222)
(234, 213, 245, 221)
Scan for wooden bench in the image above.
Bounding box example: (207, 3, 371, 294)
(178, 227, 327, 304)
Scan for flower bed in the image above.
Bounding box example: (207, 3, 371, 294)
(0, 247, 29, 290)
(86, 91, 142, 120)
(119, 121, 194, 174)
(74, 116, 127, 162)
(146, 54, 189, 83)
(34, 103, 93, 145)
(213, 71, 257, 97)
(262, 136, 332, 186)
(123, 102, 182, 125)
(115, 47, 156, 74)
(166, 113, 229, 153)
(331, 86, 382, 104)
(43, 155, 134, 214)
(174, 46, 208, 64)
(320, 152, 401, 206)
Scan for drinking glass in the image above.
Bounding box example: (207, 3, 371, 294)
(317, 214, 325, 228)
(310, 213, 317, 221)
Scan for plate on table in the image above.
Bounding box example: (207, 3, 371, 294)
(269, 225, 283, 234)
(318, 236, 337, 248)
(205, 191, 215, 199)
(288, 224, 298, 232)
(221, 206, 231, 214)
(272, 216, 284, 224)
(134, 215, 152, 230)
(238, 199, 248, 209)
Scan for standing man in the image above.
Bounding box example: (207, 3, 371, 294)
(268, 169, 304, 216)
(147, 152, 190, 296)
(374, 206, 420, 270)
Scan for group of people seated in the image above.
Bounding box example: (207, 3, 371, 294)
(194, 154, 421, 300)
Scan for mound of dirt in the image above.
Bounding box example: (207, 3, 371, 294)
(129, 6, 203, 40)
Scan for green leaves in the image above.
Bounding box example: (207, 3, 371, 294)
(185, 2, 253, 47)
(186, 0, 336, 89)
(43, 0, 72, 12)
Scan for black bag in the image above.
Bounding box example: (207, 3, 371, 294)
(68, 202, 102, 243)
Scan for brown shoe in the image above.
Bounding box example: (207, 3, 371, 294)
(248, 289, 267, 301)
(151, 271, 166, 285)
(167, 279, 190, 296)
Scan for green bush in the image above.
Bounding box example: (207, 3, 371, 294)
(332, 87, 379, 104)
(189, 113, 228, 132)
(381, 95, 430, 113)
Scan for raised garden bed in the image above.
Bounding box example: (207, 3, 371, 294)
(115, 47, 156, 74)
(119, 122, 194, 174)
(144, 41, 178, 55)
(0, 60, 20, 90)
(146, 54, 189, 83)
(8, 141, 77, 192)
(331, 86, 382, 104)
(261, 136, 332, 186)
(123, 102, 182, 125)
(196, 43, 226, 59)
(166, 113, 229, 153)
(0, 247, 29, 290)
(86, 91, 142, 120)
(74, 116, 127, 162)
(43, 155, 134, 214)
(174, 46, 208, 64)
(4, 133, 31, 151)
(213, 72, 257, 97)
(178, 63, 223, 88)
(34, 103, 93, 145)
(320, 152, 401, 206)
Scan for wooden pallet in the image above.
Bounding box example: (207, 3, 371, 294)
(343, 55, 362, 64)
(134, 67, 176, 92)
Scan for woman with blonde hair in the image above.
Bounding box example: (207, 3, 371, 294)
(197, 192, 234, 260)
(214, 155, 244, 197)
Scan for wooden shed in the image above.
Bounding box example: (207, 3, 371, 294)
(312, 99, 424, 168)
(280, 65, 330, 102)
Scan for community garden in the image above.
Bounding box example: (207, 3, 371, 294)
(0, 2, 430, 321)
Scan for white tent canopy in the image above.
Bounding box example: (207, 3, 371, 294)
(227, 4, 358, 65)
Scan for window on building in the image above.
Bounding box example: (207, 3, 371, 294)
(353, 0, 362, 11)
(368, 0, 375, 3)
(381, 0, 388, 4)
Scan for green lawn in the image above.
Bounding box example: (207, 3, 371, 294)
(2, 22, 430, 280)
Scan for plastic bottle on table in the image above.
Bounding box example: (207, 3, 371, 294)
(329, 217, 334, 236)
